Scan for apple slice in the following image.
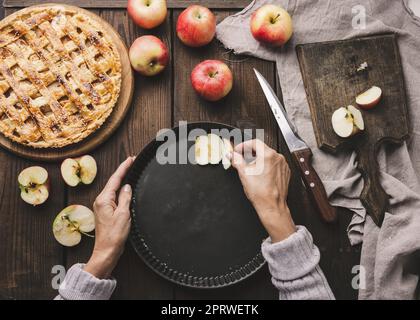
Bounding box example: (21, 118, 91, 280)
(79, 155, 97, 184)
(53, 205, 95, 247)
(61, 155, 97, 187)
(331, 105, 364, 138)
(195, 135, 209, 165)
(221, 138, 233, 170)
(356, 86, 382, 109)
(18, 166, 49, 206)
(207, 133, 223, 164)
(347, 105, 365, 131)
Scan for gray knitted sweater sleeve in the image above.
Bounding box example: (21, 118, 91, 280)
(55, 226, 334, 300)
(261, 226, 335, 300)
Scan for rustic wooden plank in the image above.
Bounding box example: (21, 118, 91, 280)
(172, 9, 277, 299)
(3, 0, 251, 9)
(297, 35, 409, 226)
(64, 9, 174, 299)
(0, 7, 64, 301)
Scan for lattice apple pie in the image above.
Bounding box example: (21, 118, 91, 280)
(0, 5, 121, 148)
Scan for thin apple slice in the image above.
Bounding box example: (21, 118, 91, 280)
(78, 155, 97, 185)
(356, 86, 382, 109)
(221, 138, 234, 170)
(195, 135, 209, 165)
(348, 105, 365, 131)
(18, 166, 49, 206)
(207, 133, 223, 164)
(53, 205, 95, 247)
(61, 158, 81, 187)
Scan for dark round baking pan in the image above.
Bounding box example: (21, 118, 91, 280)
(126, 122, 267, 288)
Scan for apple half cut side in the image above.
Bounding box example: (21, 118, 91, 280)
(18, 166, 49, 206)
(356, 86, 382, 110)
(61, 155, 97, 187)
(331, 105, 364, 138)
(53, 205, 95, 247)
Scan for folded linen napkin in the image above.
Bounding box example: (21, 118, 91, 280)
(216, 0, 420, 299)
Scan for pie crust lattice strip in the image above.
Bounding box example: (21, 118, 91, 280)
(0, 5, 122, 148)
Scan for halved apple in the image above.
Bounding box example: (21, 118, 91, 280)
(221, 138, 234, 170)
(53, 205, 95, 247)
(18, 166, 49, 206)
(331, 105, 364, 138)
(61, 155, 97, 187)
(356, 86, 382, 110)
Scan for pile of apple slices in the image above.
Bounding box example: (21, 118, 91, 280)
(195, 134, 233, 169)
(331, 86, 382, 138)
(53, 205, 95, 247)
(331, 105, 365, 138)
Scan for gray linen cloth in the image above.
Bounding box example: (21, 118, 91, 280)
(216, 0, 420, 299)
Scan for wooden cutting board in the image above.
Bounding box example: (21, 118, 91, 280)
(0, 4, 134, 162)
(296, 34, 409, 226)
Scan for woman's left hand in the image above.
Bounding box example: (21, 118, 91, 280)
(84, 157, 135, 279)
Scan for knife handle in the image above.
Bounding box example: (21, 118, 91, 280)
(292, 148, 337, 223)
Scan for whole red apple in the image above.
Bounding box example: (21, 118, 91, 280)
(191, 60, 233, 101)
(250, 4, 293, 47)
(127, 0, 167, 29)
(177, 5, 216, 47)
(129, 35, 169, 76)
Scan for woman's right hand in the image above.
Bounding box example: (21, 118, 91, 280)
(229, 139, 296, 243)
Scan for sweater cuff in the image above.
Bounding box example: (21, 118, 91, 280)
(58, 263, 116, 300)
(262, 226, 321, 281)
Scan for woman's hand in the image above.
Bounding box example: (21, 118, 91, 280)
(84, 157, 135, 279)
(230, 139, 296, 243)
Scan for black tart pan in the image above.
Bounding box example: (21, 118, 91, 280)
(126, 122, 267, 288)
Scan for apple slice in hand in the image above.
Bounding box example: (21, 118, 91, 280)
(331, 105, 364, 138)
(356, 86, 382, 110)
(207, 133, 223, 164)
(53, 205, 95, 247)
(221, 138, 234, 170)
(18, 166, 49, 206)
(61, 155, 97, 187)
(195, 135, 209, 165)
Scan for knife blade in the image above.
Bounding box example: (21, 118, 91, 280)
(254, 68, 336, 223)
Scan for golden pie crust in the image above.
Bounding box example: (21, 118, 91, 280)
(0, 5, 121, 148)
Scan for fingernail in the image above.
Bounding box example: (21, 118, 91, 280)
(123, 184, 131, 192)
(226, 152, 233, 160)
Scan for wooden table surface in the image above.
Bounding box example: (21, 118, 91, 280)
(0, 0, 361, 300)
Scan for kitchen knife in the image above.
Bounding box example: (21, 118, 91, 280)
(254, 68, 337, 223)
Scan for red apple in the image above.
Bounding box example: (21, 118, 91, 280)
(191, 60, 233, 101)
(129, 35, 169, 76)
(127, 0, 167, 29)
(176, 5, 216, 47)
(250, 4, 293, 47)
